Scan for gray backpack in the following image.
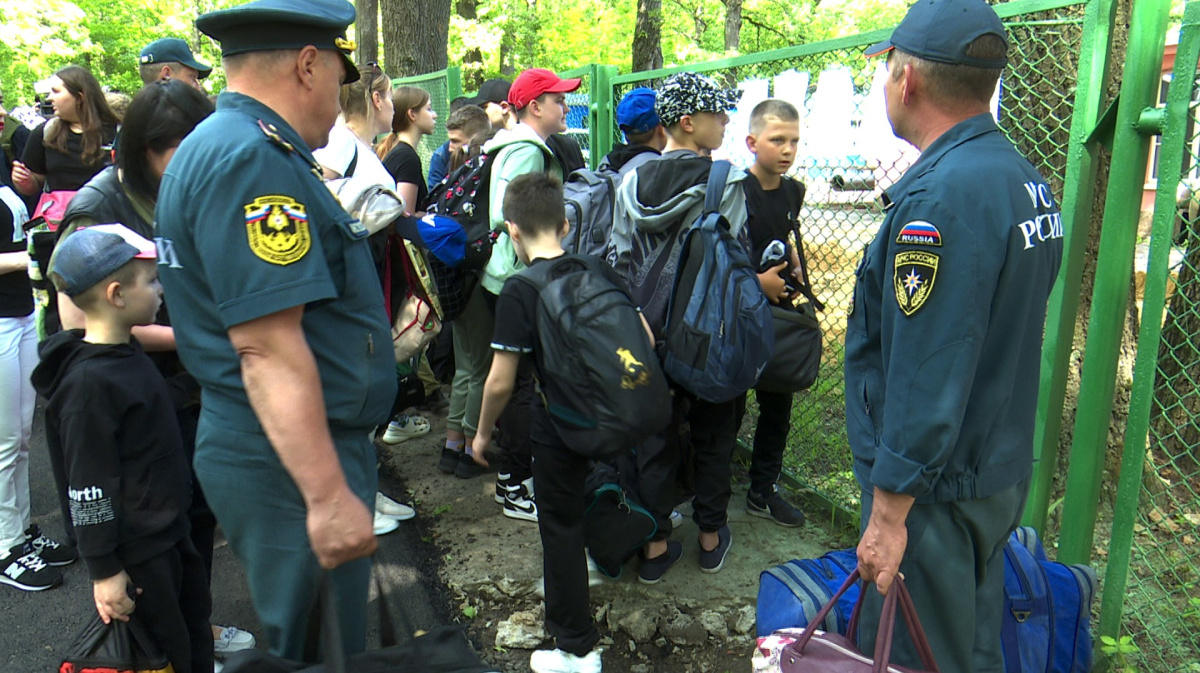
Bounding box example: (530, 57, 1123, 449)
(563, 167, 620, 257)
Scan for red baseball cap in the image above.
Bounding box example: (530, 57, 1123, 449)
(507, 69, 581, 110)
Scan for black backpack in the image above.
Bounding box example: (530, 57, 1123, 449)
(513, 254, 672, 459)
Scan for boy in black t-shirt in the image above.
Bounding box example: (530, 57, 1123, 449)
(737, 99, 809, 527)
(474, 173, 631, 673)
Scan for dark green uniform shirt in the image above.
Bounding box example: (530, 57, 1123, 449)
(155, 91, 396, 435)
(844, 114, 1063, 503)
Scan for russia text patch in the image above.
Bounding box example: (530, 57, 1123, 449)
(896, 220, 942, 247)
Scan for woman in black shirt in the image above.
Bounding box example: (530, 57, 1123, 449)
(377, 86, 437, 213)
(12, 65, 119, 196)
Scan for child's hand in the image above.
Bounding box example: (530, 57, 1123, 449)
(758, 262, 789, 304)
(94, 570, 139, 624)
(471, 435, 491, 467)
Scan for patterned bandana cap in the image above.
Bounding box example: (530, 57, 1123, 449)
(655, 72, 742, 127)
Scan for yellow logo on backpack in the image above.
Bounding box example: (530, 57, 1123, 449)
(617, 348, 651, 389)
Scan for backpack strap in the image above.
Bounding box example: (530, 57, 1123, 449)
(345, 144, 359, 178)
(784, 178, 824, 312)
(704, 160, 732, 215)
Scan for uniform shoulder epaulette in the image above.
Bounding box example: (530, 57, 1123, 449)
(257, 119, 323, 179)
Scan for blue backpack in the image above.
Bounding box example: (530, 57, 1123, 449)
(660, 160, 774, 403)
(756, 549, 859, 638)
(1002, 526, 1097, 673)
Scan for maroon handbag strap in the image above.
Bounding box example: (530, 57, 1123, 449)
(797, 571, 940, 673)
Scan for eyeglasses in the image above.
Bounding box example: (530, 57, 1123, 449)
(366, 61, 383, 78)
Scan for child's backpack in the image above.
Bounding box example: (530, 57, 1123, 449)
(661, 160, 774, 403)
(422, 151, 505, 271)
(1002, 526, 1097, 673)
(513, 254, 672, 459)
(563, 166, 619, 257)
(756, 549, 859, 638)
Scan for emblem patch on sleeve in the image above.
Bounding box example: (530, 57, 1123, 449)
(244, 195, 311, 265)
(893, 250, 939, 316)
(895, 220, 942, 247)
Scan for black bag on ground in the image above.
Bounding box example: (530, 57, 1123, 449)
(222, 567, 496, 673)
(513, 254, 671, 460)
(60, 612, 175, 673)
(583, 462, 657, 579)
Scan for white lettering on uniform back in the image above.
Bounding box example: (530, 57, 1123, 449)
(1018, 211, 1063, 250)
(154, 237, 183, 269)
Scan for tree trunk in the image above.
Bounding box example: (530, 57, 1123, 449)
(355, 0, 379, 66)
(722, 0, 743, 52)
(632, 0, 663, 73)
(457, 0, 483, 90)
(380, 0, 451, 77)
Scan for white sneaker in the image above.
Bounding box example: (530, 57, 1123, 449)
(373, 511, 400, 536)
(375, 492, 416, 521)
(501, 477, 537, 523)
(530, 648, 602, 673)
(380, 414, 430, 445)
(213, 625, 256, 655)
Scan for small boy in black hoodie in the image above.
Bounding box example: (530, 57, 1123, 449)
(32, 224, 213, 673)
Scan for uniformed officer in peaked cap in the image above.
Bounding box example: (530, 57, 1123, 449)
(847, 0, 1063, 670)
(155, 0, 396, 660)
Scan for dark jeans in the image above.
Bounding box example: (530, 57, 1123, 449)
(734, 389, 794, 496)
(532, 436, 600, 657)
(856, 481, 1028, 673)
(126, 536, 214, 673)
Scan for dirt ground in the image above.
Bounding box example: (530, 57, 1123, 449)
(377, 411, 847, 673)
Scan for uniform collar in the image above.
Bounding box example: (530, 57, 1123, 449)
(216, 91, 322, 172)
(882, 113, 1000, 208)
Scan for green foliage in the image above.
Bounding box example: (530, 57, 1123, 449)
(1100, 635, 1142, 673)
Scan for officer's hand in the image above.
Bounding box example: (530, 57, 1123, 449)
(94, 570, 139, 624)
(856, 488, 915, 596)
(757, 263, 789, 304)
(307, 486, 378, 569)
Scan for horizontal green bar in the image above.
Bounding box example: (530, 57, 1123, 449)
(559, 65, 593, 79)
(610, 0, 1086, 86)
(1005, 18, 1085, 25)
(394, 68, 453, 86)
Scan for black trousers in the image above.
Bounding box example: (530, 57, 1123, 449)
(734, 389, 794, 496)
(532, 436, 599, 657)
(686, 395, 737, 532)
(495, 358, 535, 483)
(126, 536, 214, 673)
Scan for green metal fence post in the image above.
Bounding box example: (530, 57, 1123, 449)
(591, 65, 618, 169)
(1056, 0, 1172, 565)
(1022, 0, 1117, 535)
(447, 65, 463, 102)
(1098, 0, 1200, 646)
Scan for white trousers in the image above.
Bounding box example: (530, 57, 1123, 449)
(0, 314, 37, 551)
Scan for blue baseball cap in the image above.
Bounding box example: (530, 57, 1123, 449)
(865, 0, 1008, 69)
(50, 224, 157, 298)
(197, 0, 360, 83)
(139, 38, 212, 78)
(617, 88, 660, 135)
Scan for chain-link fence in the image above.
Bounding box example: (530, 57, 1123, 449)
(393, 67, 462, 175)
(1109, 32, 1200, 667)
(603, 1, 1085, 514)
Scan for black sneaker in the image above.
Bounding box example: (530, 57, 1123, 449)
(25, 524, 76, 566)
(418, 389, 449, 414)
(438, 447, 462, 474)
(698, 525, 732, 574)
(638, 540, 682, 585)
(747, 486, 807, 528)
(0, 541, 63, 592)
(454, 451, 489, 479)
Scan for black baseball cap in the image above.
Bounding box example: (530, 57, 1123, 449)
(470, 78, 511, 107)
(865, 0, 1008, 69)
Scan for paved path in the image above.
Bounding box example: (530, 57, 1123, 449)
(0, 400, 449, 673)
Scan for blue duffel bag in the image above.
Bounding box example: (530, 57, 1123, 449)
(755, 548, 858, 638)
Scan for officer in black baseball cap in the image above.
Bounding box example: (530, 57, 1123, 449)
(139, 38, 213, 90)
(197, 0, 360, 83)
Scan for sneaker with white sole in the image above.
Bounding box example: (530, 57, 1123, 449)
(213, 625, 256, 655)
(0, 541, 63, 591)
(530, 648, 602, 673)
(746, 485, 806, 527)
(25, 524, 76, 566)
(375, 492, 416, 521)
(373, 512, 400, 536)
(380, 415, 430, 445)
(501, 476, 537, 523)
